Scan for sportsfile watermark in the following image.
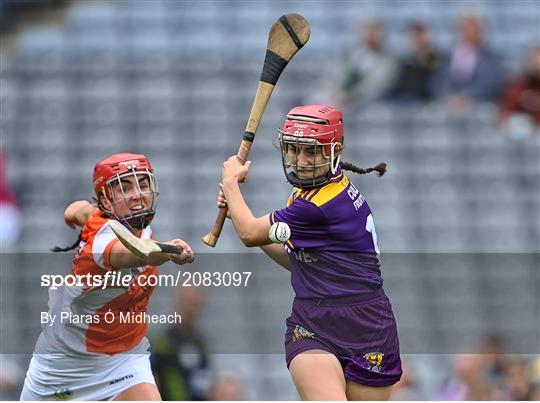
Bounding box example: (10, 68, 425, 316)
(41, 271, 252, 290)
(1, 253, 538, 354)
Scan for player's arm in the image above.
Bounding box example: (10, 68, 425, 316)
(222, 180, 271, 247)
(64, 200, 98, 228)
(217, 185, 291, 270)
(221, 157, 273, 247)
(260, 244, 291, 271)
(108, 238, 194, 269)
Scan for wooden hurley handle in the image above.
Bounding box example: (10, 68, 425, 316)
(202, 207, 229, 247)
(155, 242, 183, 254)
(201, 81, 274, 247)
(202, 14, 310, 247)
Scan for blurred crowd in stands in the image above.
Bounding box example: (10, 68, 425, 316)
(0, 0, 72, 31)
(328, 13, 540, 138)
(150, 286, 245, 401)
(1, 1, 539, 401)
(392, 335, 540, 401)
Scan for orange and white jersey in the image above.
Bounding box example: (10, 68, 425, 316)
(38, 211, 158, 357)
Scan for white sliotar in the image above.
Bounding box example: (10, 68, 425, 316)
(269, 222, 291, 244)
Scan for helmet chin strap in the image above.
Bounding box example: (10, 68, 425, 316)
(330, 143, 341, 174)
(102, 193, 155, 230)
(286, 171, 330, 189)
(111, 200, 155, 230)
(120, 210, 154, 230)
(285, 160, 340, 190)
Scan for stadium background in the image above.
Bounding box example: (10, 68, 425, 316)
(0, 0, 539, 400)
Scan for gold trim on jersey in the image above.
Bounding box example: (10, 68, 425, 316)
(287, 187, 305, 207)
(302, 189, 318, 201)
(285, 172, 347, 207)
(309, 175, 350, 207)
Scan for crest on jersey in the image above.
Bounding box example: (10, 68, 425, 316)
(53, 387, 73, 400)
(292, 325, 316, 342)
(363, 351, 384, 372)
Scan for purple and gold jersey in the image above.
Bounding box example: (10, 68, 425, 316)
(270, 167, 383, 298)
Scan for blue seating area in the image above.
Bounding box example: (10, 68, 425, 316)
(1, 0, 538, 399)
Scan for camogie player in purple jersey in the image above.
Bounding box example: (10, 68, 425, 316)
(218, 104, 402, 400)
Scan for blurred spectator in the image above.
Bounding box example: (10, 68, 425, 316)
(0, 0, 74, 35)
(479, 333, 506, 385)
(434, 13, 505, 114)
(499, 46, 540, 138)
(495, 357, 535, 400)
(439, 354, 494, 400)
(333, 21, 397, 109)
(207, 371, 245, 401)
(0, 355, 24, 400)
(388, 22, 441, 102)
(390, 359, 422, 400)
(151, 286, 212, 400)
(531, 356, 540, 401)
(0, 150, 21, 250)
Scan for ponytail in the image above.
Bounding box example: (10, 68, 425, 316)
(51, 231, 83, 253)
(341, 161, 387, 177)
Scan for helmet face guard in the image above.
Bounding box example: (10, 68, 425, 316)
(279, 131, 341, 189)
(278, 105, 344, 189)
(100, 168, 158, 230)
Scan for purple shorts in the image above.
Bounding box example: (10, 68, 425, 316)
(285, 288, 402, 387)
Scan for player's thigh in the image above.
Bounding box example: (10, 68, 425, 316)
(113, 382, 161, 401)
(289, 349, 347, 400)
(345, 379, 392, 401)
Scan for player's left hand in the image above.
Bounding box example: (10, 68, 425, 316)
(164, 238, 195, 265)
(64, 200, 98, 228)
(222, 156, 251, 184)
(216, 184, 231, 219)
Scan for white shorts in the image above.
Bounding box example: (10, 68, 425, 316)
(20, 349, 156, 400)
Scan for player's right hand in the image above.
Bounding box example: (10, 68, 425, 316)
(221, 156, 251, 185)
(164, 238, 195, 265)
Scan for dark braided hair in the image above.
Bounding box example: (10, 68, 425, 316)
(51, 231, 83, 252)
(341, 161, 387, 177)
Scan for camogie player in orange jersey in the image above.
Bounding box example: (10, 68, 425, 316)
(21, 153, 194, 401)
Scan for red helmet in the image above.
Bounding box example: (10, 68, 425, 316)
(278, 105, 344, 188)
(93, 153, 158, 230)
